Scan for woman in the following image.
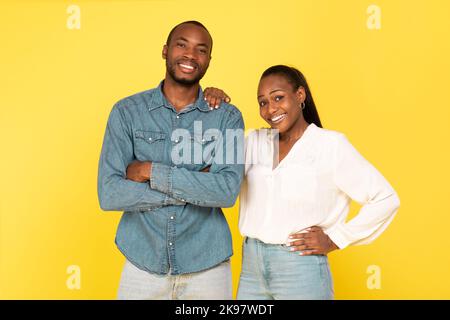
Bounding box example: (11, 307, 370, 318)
(205, 65, 400, 300)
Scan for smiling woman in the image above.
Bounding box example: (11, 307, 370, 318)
(237, 65, 400, 300)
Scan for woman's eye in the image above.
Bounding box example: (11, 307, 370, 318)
(259, 101, 266, 107)
(274, 96, 284, 102)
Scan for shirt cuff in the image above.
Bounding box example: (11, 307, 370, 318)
(163, 193, 186, 206)
(324, 224, 352, 250)
(150, 162, 173, 195)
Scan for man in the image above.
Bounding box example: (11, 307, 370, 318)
(97, 21, 244, 299)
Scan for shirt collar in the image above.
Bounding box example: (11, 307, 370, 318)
(148, 80, 210, 113)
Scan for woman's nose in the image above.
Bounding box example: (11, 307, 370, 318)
(267, 101, 278, 114)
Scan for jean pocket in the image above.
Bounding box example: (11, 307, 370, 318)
(318, 257, 334, 299)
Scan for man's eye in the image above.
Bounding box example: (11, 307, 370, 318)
(259, 101, 266, 107)
(177, 43, 185, 48)
(199, 49, 207, 54)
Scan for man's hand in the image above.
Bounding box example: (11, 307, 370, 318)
(286, 226, 339, 256)
(126, 160, 152, 183)
(200, 165, 211, 172)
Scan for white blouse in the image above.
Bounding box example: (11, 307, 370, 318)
(238, 123, 400, 248)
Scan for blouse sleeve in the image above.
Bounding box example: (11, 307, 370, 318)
(325, 134, 400, 249)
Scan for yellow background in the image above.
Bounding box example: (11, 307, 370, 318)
(1, 0, 450, 299)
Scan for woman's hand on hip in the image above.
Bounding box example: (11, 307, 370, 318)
(286, 226, 339, 256)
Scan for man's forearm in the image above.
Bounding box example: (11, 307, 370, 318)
(149, 162, 243, 208)
(98, 172, 185, 212)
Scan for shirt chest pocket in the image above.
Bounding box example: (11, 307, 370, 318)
(169, 132, 217, 170)
(280, 164, 318, 202)
(133, 130, 167, 163)
(176, 134, 217, 170)
(191, 134, 217, 164)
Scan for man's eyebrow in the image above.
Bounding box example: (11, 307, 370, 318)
(175, 36, 209, 48)
(257, 89, 284, 99)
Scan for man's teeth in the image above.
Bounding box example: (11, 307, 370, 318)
(179, 63, 194, 70)
(271, 113, 287, 122)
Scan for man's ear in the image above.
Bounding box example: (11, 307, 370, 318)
(162, 45, 168, 59)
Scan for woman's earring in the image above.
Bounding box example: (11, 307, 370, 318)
(301, 102, 306, 110)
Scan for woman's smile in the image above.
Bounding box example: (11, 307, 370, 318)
(270, 113, 287, 124)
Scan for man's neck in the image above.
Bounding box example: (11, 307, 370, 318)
(162, 76, 200, 112)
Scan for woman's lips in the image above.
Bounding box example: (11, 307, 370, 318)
(270, 113, 287, 124)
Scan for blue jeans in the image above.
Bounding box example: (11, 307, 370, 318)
(237, 237, 334, 300)
(117, 259, 232, 300)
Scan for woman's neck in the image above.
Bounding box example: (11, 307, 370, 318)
(279, 116, 309, 143)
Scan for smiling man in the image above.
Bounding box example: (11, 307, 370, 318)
(97, 21, 244, 300)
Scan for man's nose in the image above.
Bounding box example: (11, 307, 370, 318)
(182, 47, 196, 60)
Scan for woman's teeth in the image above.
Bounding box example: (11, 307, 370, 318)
(271, 113, 287, 123)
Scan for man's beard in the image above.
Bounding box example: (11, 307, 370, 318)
(166, 59, 207, 86)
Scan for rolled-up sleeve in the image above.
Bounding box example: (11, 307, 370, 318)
(97, 102, 185, 212)
(150, 110, 245, 208)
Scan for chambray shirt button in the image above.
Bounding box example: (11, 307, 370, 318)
(176, 115, 180, 119)
(169, 242, 173, 246)
(148, 137, 152, 141)
(170, 216, 174, 220)
(174, 139, 179, 143)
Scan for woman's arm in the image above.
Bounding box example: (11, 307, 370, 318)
(203, 87, 231, 109)
(326, 134, 400, 249)
(286, 134, 400, 255)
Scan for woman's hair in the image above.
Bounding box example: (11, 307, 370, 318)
(261, 65, 323, 128)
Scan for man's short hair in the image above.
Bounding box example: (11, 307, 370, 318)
(166, 20, 213, 55)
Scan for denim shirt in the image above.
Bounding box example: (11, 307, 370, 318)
(97, 81, 245, 275)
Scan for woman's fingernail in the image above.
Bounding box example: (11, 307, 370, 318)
(215, 105, 219, 109)
(299, 252, 303, 256)
(289, 236, 294, 239)
(209, 107, 213, 111)
(290, 248, 295, 251)
(286, 242, 291, 247)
